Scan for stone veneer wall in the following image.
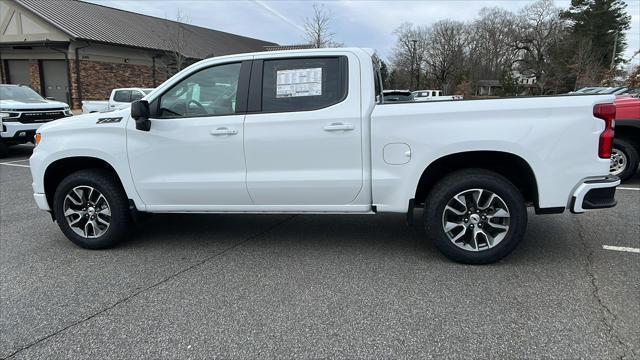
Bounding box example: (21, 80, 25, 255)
(69, 59, 168, 109)
(29, 60, 41, 92)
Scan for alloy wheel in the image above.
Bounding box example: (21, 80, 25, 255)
(63, 185, 111, 238)
(441, 188, 510, 251)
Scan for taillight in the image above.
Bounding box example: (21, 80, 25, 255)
(593, 103, 615, 159)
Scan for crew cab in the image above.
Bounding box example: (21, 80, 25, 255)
(29, 48, 619, 264)
(1, 84, 72, 157)
(81, 87, 154, 113)
(610, 95, 640, 181)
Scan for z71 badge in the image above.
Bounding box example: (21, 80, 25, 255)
(96, 117, 122, 124)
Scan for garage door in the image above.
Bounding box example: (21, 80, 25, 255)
(6, 60, 30, 86)
(41, 60, 69, 103)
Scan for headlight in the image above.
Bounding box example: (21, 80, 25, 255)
(34, 133, 42, 146)
(0, 112, 19, 119)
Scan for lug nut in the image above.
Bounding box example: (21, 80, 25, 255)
(482, 215, 486, 220)
(478, 223, 483, 228)
(463, 218, 469, 222)
(469, 224, 474, 228)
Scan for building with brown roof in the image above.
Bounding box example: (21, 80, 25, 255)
(0, 0, 277, 108)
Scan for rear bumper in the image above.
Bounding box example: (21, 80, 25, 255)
(571, 176, 620, 213)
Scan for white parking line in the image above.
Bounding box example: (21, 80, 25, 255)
(0, 162, 30, 168)
(602, 245, 640, 253)
(617, 187, 640, 191)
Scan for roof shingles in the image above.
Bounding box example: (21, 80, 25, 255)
(15, 0, 277, 58)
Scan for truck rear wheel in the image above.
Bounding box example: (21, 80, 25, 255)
(424, 169, 527, 264)
(53, 169, 131, 249)
(610, 139, 639, 182)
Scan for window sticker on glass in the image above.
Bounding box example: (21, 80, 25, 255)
(276, 68, 322, 98)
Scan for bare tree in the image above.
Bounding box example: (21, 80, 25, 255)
(513, 0, 565, 94)
(568, 37, 601, 90)
(390, 22, 429, 90)
(303, 4, 341, 48)
(424, 20, 468, 94)
(467, 7, 518, 81)
(163, 8, 193, 74)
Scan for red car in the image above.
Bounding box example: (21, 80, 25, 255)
(611, 95, 640, 181)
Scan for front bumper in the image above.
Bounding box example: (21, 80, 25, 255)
(1, 122, 42, 141)
(571, 176, 620, 213)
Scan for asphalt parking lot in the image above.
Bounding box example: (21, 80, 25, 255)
(1, 144, 638, 359)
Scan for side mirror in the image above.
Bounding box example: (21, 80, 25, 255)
(131, 100, 151, 131)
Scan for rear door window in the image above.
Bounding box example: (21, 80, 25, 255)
(130, 91, 144, 102)
(261, 57, 348, 113)
(113, 90, 131, 102)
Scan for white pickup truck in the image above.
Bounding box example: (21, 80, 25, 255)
(30, 48, 619, 264)
(81, 87, 154, 113)
(1, 84, 72, 157)
(412, 90, 463, 102)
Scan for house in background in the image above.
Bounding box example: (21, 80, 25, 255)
(475, 80, 501, 96)
(475, 71, 539, 97)
(0, 0, 277, 108)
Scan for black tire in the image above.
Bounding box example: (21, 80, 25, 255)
(0, 141, 8, 158)
(424, 169, 528, 264)
(611, 139, 639, 182)
(53, 169, 131, 249)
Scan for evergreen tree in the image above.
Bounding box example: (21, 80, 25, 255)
(562, 0, 631, 69)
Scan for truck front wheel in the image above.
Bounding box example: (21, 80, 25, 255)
(424, 169, 527, 264)
(53, 169, 131, 249)
(0, 141, 8, 158)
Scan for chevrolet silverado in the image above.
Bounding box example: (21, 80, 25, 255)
(29, 48, 619, 264)
(1, 84, 72, 157)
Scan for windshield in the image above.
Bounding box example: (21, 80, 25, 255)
(0, 85, 45, 101)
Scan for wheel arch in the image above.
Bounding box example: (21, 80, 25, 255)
(43, 157, 128, 213)
(414, 150, 539, 209)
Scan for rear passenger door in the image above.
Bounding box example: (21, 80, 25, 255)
(243, 54, 363, 205)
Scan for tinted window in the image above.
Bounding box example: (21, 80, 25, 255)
(113, 90, 131, 102)
(158, 63, 241, 118)
(130, 91, 144, 102)
(261, 57, 347, 113)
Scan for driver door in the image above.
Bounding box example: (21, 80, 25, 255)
(127, 61, 252, 210)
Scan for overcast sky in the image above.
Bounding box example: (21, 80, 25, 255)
(89, 0, 639, 64)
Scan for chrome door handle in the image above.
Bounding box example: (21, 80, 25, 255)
(323, 123, 354, 131)
(210, 127, 238, 136)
